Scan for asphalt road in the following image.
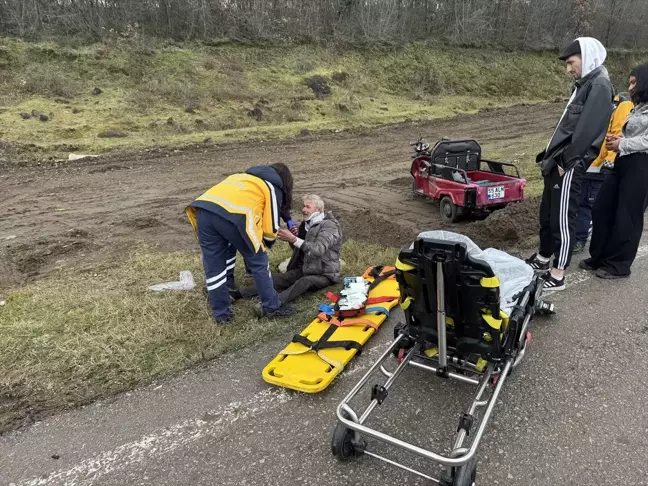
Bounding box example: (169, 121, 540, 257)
(2, 245, 648, 486)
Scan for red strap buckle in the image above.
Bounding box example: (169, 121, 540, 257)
(326, 291, 339, 303)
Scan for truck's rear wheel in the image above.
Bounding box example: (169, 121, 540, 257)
(440, 196, 462, 223)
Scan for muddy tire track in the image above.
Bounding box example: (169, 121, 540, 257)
(0, 103, 561, 289)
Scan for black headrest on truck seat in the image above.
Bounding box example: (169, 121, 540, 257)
(430, 139, 481, 172)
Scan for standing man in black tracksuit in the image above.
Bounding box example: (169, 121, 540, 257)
(526, 37, 613, 291)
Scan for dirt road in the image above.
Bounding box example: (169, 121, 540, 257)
(0, 103, 561, 290)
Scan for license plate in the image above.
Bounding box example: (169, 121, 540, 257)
(488, 186, 505, 200)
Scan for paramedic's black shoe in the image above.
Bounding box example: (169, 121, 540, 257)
(542, 274, 565, 291)
(595, 268, 629, 280)
(526, 253, 550, 272)
(579, 259, 600, 271)
(229, 289, 242, 303)
(253, 303, 296, 319)
(572, 240, 586, 254)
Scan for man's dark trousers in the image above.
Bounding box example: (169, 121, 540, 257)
(575, 178, 604, 243)
(239, 268, 331, 304)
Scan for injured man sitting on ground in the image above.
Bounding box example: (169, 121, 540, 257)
(232, 194, 342, 310)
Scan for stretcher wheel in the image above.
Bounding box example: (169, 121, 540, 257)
(331, 415, 364, 461)
(441, 457, 477, 486)
(454, 458, 477, 486)
(440, 196, 462, 223)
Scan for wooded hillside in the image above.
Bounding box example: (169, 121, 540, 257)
(1, 0, 645, 48)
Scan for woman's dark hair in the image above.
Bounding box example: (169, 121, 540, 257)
(270, 162, 293, 214)
(630, 63, 648, 104)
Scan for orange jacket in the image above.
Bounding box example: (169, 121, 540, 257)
(587, 97, 634, 174)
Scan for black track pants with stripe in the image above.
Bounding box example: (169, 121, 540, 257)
(539, 163, 584, 270)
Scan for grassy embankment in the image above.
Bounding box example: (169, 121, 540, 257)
(5, 37, 643, 157)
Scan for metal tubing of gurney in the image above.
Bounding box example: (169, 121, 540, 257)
(464, 359, 513, 453)
(424, 354, 479, 372)
(436, 261, 448, 368)
(513, 312, 532, 369)
(379, 365, 393, 378)
(340, 403, 363, 443)
(363, 450, 440, 484)
(451, 356, 478, 371)
(338, 334, 404, 408)
(452, 366, 493, 451)
(359, 347, 417, 424)
(337, 335, 409, 431)
(467, 366, 493, 415)
(341, 403, 360, 423)
(408, 360, 480, 386)
(518, 312, 531, 347)
(450, 447, 469, 458)
(472, 369, 494, 408)
(337, 411, 475, 467)
(336, 358, 514, 467)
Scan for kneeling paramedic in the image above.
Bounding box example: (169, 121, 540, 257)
(186, 163, 295, 323)
(233, 194, 342, 307)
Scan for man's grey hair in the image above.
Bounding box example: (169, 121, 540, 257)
(303, 194, 325, 211)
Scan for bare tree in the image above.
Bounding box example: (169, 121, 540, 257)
(1, 0, 647, 48)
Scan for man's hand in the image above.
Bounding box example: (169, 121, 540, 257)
(289, 226, 298, 236)
(277, 228, 297, 243)
(606, 135, 621, 152)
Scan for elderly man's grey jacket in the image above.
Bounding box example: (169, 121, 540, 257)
(287, 212, 342, 282)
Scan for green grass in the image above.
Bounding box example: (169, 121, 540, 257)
(0, 239, 398, 432)
(2, 38, 644, 158)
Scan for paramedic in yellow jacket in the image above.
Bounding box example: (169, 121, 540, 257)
(573, 94, 634, 253)
(186, 163, 296, 323)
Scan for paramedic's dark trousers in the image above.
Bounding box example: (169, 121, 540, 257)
(195, 208, 280, 322)
(589, 153, 648, 276)
(539, 163, 584, 270)
(239, 269, 332, 304)
(575, 178, 603, 242)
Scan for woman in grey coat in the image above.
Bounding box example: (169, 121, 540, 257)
(582, 63, 648, 278)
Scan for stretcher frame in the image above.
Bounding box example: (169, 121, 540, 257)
(332, 260, 550, 484)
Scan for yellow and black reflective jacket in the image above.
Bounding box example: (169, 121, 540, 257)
(186, 165, 284, 253)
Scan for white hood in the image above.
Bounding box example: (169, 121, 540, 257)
(577, 37, 607, 78)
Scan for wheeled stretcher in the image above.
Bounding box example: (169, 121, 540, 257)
(331, 234, 554, 485)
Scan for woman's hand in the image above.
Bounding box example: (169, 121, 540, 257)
(606, 135, 621, 152)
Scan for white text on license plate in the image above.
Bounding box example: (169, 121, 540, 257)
(488, 186, 505, 200)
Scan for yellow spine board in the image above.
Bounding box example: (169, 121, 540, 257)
(262, 268, 400, 393)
